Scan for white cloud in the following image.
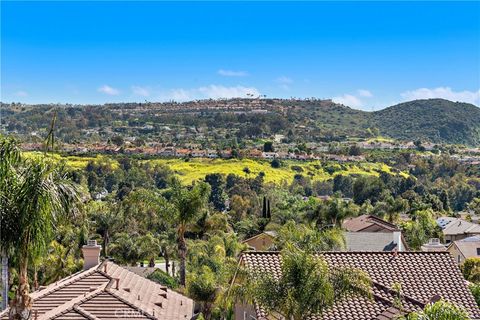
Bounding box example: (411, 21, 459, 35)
(159, 85, 260, 101)
(98, 85, 120, 95)
(276, 76, 293, 84)
(198, 85, 260, 99)
(401, 87, 480, 105)
(14, 90, 28, 97)
(276, 76, 293, 90)
(169, 89, 191, 101)
(332, 94, 364, 108)
(333, 89, 374, 108)
(131, 86, 150, 97)
(357, 89, 373, 98)
(218, 69, 248, 77)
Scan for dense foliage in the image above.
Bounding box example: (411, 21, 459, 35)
(2, 98, 479, 145)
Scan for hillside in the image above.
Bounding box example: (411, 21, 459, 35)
(1, 98, 479, 146)
(372, 99, 480, 145)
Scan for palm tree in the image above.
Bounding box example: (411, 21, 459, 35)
(171, 182, 210, 286)
(158, 230, 177, 276)
(251, 246, 371, 320)
(307, 195, 358, 228)
(138, 233, 161, 267)
(275, 220, 346, 252)
(0, 137, 80, 320)
(0, 136, 20, 311)
(186, 233, 243, 319)
(88, 201, 122, 257)
(406, 299, 470, 320)
(109, 233, 142, 266)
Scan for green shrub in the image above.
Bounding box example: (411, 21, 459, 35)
(291, 165, 303, 172)
(469, 283, 480, 308)
(147, 269, 179, 289)
(271, 159, 282, 168)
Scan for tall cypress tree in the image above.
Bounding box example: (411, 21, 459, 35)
(267, 199, 271, 219)
(262, 196, 267, 218)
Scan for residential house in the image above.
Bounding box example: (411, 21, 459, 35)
(248, 149, 263, 158)
(234, 251, 480, 319)
(242, 231, 277, 251)
(158, 146, 176, 157)
(175, 148, 191, 158)
(191, 149, 206, 158)
(343, 215, 407, 252)
(421, 238, 447, 252)
(220, 149, 233, 159)
(437, 217, 480, 243)
(206, 149, 219, 158)
(447, 236, 480, 264)
(343, 214, 399, 233)
(1, 241, 196, 320)
(261, 152, 278, 160)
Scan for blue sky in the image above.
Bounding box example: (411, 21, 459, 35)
(1, 1, 479, 109)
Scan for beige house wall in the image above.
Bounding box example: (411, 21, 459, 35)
(447, 244, 466, 264)
(244, 234, 274, 251)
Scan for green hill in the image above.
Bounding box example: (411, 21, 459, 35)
(2, 98, 479, 146)
(372, 99, 480, 145)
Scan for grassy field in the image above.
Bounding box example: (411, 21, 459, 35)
(24, 152, 120, 170)
(146, 158, 406, 184)
(24, 152, 407, 184)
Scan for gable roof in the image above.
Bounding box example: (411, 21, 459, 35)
(1, 261, 195, 320)
(345, 232, 404, 252)
(240, 251, 480, 319)
(342, 215, 399, 232)
(242, 231, 277, 244)
(449, 236, 480, 259)
(437, 217, 480, 236)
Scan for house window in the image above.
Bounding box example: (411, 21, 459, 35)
(477, 248, 480, 255)
(458, 255, 461, 263)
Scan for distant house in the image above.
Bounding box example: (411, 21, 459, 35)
(261, 152, 278, 160)
(447, 236, 480, 264)
(191, 149, 206, 158)
(343, 214, 399, 233)
(220, 149, 233, 159)
(421, 238, 447, 252)
(242, 231, 277, 251)
(206, 149, 218, 158)
(437, 217, 480, 243)
(234, 251, 480, 320)
(0, 240, 196, 319)
(345, 232, 406, 252)
(172, 148, 189, 158)
(343, 215, 407, 252)
(158, 146, 176, 157)
(248, 149, 263, 158)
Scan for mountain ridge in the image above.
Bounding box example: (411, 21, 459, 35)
(1, 98, 479, 146)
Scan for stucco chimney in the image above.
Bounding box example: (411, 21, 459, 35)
(393, 231, 403, 252)
(82, 240, 101, 269)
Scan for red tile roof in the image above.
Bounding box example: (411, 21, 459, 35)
(1, 261, 195, 320)
(342, 215, 400, 232)
(240, 251, 480, 319)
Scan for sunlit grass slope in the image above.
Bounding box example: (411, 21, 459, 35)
(23, 152, 408, 184)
